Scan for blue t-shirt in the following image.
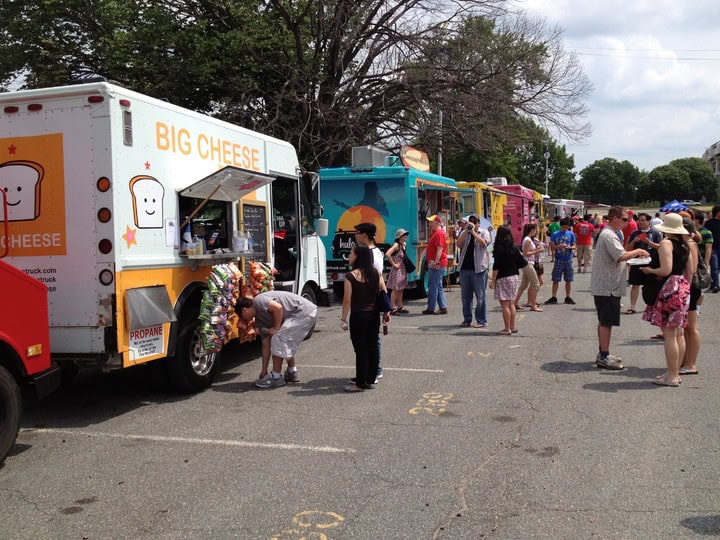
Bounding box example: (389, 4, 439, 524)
(551, 229, 576, 261)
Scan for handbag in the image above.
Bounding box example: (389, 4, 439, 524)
(642, 249, 667, 305)
(692, 254, 711, 290)
(376, 287, 392, 313)
(402, 246, 416, 274)
(533, 261, 544, 276)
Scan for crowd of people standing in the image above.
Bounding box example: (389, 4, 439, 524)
(247, 206, 718, 392)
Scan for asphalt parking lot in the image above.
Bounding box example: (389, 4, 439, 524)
(3, 266, 720, 539)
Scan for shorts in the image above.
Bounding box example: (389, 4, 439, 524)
(551, 259, 574, 283)
(628, 265, 645, 286)
(519, 264, 540, 291)
(689, 285, 702, 311)
(269, 308, 318, 358)
(594, 295, 621, 327)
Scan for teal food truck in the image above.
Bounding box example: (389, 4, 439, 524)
(319, 146, 464, 298)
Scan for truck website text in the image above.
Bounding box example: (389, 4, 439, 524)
(155, 122, 261, 171)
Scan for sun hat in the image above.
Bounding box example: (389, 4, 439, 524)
(394, 228, 409, 240)
(655, 213, 689, 236)
(426, 214, 443, 224)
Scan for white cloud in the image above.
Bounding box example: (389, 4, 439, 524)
(518, 0, 720, 172)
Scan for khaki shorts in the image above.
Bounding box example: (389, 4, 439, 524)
(519, 264, 541, 291)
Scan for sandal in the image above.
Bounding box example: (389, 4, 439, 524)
(471, 323, 486, 328)
(529, 306, 544, 312)
(626, 308, 637, 314)
(679, 367, 699, 375)
(344, 384, 365, 392)
(653, 375, 680, 387)
(397, 307, 409, 314)
(497, 329, 512, 335)
(510, 328, 518, 334)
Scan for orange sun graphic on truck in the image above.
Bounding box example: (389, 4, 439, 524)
(336, 206, 386, 242)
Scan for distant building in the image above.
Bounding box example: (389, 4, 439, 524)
(703, 141, 720, 178)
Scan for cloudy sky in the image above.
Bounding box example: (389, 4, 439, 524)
(519, 0, 720, 173)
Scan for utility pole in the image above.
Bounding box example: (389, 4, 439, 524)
(438, 110, 443, 176)
(543, 147, 551, 198)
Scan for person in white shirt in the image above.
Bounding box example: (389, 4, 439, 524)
(651, 213, 663, 229)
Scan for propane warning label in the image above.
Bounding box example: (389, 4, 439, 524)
(129, 325, 164, 360)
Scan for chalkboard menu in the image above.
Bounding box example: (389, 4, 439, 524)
(239, 201, 269, 266)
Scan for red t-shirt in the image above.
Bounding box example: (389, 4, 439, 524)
(622, 219, 638, 246)
(427, 228, 448, 268)
(574, 221, 595, 245)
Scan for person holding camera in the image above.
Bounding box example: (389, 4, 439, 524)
(457, 215, 491, 328)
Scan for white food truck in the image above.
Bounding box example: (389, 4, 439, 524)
(0, 82, 327, 392)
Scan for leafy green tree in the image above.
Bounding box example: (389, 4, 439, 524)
(667, 157, 717, 202)
(646, 164, 691, 204)
(576, 158, 641, 205)
(0, 1, 592, 172)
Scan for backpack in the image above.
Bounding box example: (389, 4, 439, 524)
(692, 254, 711, 290)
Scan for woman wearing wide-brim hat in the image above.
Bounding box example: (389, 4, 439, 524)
(385, 228, 411, 314)
(640, 213, 695, 387)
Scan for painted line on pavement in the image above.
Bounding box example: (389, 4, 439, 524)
(23, 428, 355, 454)
(302, 364, 443, 373)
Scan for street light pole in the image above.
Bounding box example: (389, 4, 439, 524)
(543, 148, 551, 197)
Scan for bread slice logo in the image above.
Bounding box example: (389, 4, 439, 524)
(129, 175, 164, 228)
(0, 160, 44, 222)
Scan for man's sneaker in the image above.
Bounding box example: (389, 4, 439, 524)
(350, 377, 378, 385)
(564, 297, 576, 305)
(544, 297, 558, 305)
(377, 368, 383, 379)
(255, 373, 287, 388)
(596, 354, 624, 370)
(422, 309, 436, 315)
(438, 308, 448, 314)
(283, 369, 300, 383)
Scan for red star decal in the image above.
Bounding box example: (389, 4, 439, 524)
(144, 161, 151, 170)
(122, 225, 137, 248)
(8, 144, 17, 155)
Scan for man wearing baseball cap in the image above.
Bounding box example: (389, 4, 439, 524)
(423, 215, 448, 315)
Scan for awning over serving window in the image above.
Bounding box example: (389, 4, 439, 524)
(180, 166, 275, 202)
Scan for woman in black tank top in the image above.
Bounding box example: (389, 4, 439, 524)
(641, 214, 694, 386)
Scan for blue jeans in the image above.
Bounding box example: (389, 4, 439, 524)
(427, 266, 447, 311)
(711, 249, 720, 288)
(460, 269, 488, 325)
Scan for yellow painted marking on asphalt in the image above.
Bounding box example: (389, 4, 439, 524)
(272, 511, 345, 539)
(293, 510, 345, 529)
(409, 392, 453, 416)
(467, 351, 491, 357)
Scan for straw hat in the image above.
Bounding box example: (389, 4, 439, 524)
(394, 228, 409, 240)
(654, 213, 689, 236)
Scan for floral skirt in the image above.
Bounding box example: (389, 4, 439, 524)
(494, 275, 519, 301)
(642, 275, 690, 329)
(387, 266, 407, 290)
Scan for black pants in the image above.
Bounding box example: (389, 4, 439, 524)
(349, 311, 380, 387)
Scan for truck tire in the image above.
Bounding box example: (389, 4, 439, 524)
(413, 263, 429, 299)
(301, 283, 317, 340)
(165, 319, 218, 393)
(0, 365, 22, 465)
(301, 283, 317, 305)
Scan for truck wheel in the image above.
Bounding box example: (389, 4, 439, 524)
(165, 319, 218, 393)
(301, 283, 317, 305)
(414, 263, 429, 299)
(0, 365, 22, 465)
(301, 284, 317, 340)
